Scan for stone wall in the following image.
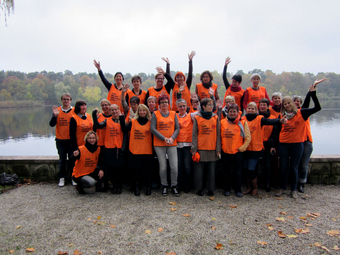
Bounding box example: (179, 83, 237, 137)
(0, 155, 339, 185)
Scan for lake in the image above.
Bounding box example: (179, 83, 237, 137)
(0, 106, 339, 156)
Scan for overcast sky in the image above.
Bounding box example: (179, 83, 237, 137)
(1, 0, 339, 76)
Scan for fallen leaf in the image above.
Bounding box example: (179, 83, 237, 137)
(337, 214, 340, 218)
(158, 228, 163, 232)
(26, 247, 35, 252)
(278, 205, 283, 207)
(212, 218, 216, 220)
(268, 227, 274, 231)
(278, 231, 286, 238)
(209, 197, 215, 201)
(258, 195, 263, 198)
(257, 241, 268, 246)
(97, 251, 102, 254)
(9, 251, 14, 254)
(58, 252, 68, 255)
(310, 213, 321, 218)
(16, 225, 21, 229)
(314, 242, 322, 247)
(97, 222, 106, 225)
(276, 197, 283, 200)
(332, 218, 337, 221)
(93, 220, 97, 224)
(305, 224, 313, 227)
(218, 201, 222, 204)
(170, 208, 177, 211)
(169, 202, 177, 205)
(287, 216, 294, 219)
(327, 230, 340, 236)
(165, 252, 176, 255)
(145, 230, 152, 234)
(87, 218, 91, 221)
(69, 244, 74, 247)
(97, 216, 101, 220)
(215, 243, 223, 250)
(211, 227, 216, 230)
(265, 223, 272, 226)
(333, 245, 340, 250)
(280, 212, 287, 215)
(301, 228, 310, 234)
(110, 225, 116, 228)
(276, 217, 286, 222)
(300, 216, 307, 220)
(74, 250, 82, 255)
(287, 234, 298, 238)
(321, 246, 330, 252)
(295, 228, 302, 233)
(230, 205, 237, 208)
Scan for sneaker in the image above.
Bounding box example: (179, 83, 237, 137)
(72, 180, 77, 186)
(276, 189, 283, 197)
(172, 186, 179, 197)
(291, 191, 298, 199)
(58, 178, 65, 187)
(224, 190, 230, 196)
(162, 186, 168, 196)
(236, 192, 243, 198)
(207, 191, 214, 196)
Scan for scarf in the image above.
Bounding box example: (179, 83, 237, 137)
(284, 111, 296, 120)
(245, 113, 258, 122)
(202, 81, 212, 89)
(200, 110, 212, 120)
(230, 86, 242, 92)
(273, 104, 281, 112)
(85, 141, 98, 153)
(227, 114, 245, 138)
(137, 116, 149, 125)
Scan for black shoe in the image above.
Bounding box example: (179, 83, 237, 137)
(116, 187, 122, 194)
(162, 186, 168, 196)
(134, 186, 140, 196)
(110, 188, 117, 194)
(183, 187, 190, 193)
(224, 190, 230, 196)
(145, 186, 151, 196)
(172, 186, 179, 196)
(197, 189, 204, 196)
(75, 185, 86, 194)
(297, 183, 304, 193)
(265, 184, 271, 192)
(207, 191, 214, 196)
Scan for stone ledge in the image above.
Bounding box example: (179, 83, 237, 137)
(310, 155, 340, 163)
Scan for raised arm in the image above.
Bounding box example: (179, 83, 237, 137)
(121, 84, 130, 114)
(186, 51, 196, 89)
(162, 57, 171, 75)
(94, 59, 112, 91)
(223, 57, 231, 90)
(92, 108, 107, 129)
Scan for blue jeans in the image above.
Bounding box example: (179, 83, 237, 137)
(279, 142, 304, 191)
(56, 139, 72, 178)
(298, 141, 313, 183)
(177, 147, 192, 190)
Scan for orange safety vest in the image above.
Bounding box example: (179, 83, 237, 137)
(305, 118, 313, 143)
(221, 119, 246, 154)
(262, 115, 276, 142)
(55, 107, 74, 140)
(196, 83, 218, 100)
(104, 118, 124, 149)
(279, 110, 306, 143)
(176, 113, 193, 143)
(171, 83, 191, 111)
(97, 113, 111, 146)
(74, 114, 93, 147)
(148, 86, 170, 110)
(127, 89, 147, 106)
(222, 87, 245, 110)
(246, 86, 267, 108)
(107, 84, 124, 112)
(153, 111, 177, 147)
(72, 145, 100, 178)
(195, 115, 218, 151)
(243, 115, 264, 151)
(129, 119, 153, 155)
(269, 107, 281, 118)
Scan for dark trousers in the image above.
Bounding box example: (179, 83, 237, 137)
(73, 168, 100, 189)
(177, 147, 192, 190)
(56, 139, 72, 179)
(194, 161, 216, 191)
(221, 152, 243, 193)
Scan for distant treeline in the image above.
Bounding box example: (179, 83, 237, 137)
(0, 69, 339, 107)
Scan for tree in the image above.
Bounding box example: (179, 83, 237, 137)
(83, 87, 101, 104)
(1, 0, 14, 25)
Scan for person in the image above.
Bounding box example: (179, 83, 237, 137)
(121, 83, 140, 123)
(242, 73, 270, 110)
(125, 75, 147, 106)
(276, 79, 323, 198)
(176, 99, 196, 193)
(221, 95, 237, 118)
(145, 67, 175, 110)
(242, 102, 286, 196)
(222, 57, 245, 111)
(293, 78, 326, 193)
(147, 96, 157, 115)
(150, 94, 180, 196)
(195, 71, 220, 112)
(71, 131, 104, 194)
(269, 92, 282, 118)
(92, 104, 126, 194)
(220, 103, 251, 197)
(93, 59, 125, 112)
(120, 104, 153, 196)
(192, 97, 221, 196)
(95, 99, 112, 150)
(162, 51, 196, 111)
(49, 93, 74, 187)
(69, 100, 93, 152)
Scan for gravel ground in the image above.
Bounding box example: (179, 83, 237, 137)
(1, 183, 340, 255)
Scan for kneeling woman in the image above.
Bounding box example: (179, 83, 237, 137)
(192, 97, 221, 196)
(120, 104, 153, 196)
(72, 131, 104, 194)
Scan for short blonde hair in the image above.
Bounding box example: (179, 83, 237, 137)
(225, 95, 235, 102)
(84, 130, 98, 141)
(135, 104, 151, 120)
(247, 102, 257, 111)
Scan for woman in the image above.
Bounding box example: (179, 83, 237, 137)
(95, 99, 112, 149)
(125, 75, 147, 106)
(121, 84, 140, 123)
(221, 95, 236, 118)
(150, 94, 180, 196)
(147, 96, 157, 114)
(221, 104, 251, 197)
(176, 99, 196, 193)
(269, 92, 282, 118)
(196, 71, 220, 109)
(93, 59, 125, 112)
(276, 80, 323, 198)
(120, 104, 153, 196)
(69, 100, 93, 151)
(162, 51, 196, 111)
(72, 131, 104, 194)
(242, 102, 286, 196)
(92, 104, 126, 194)
(242, 73, 270, 110)
(192, 97, 221, 196)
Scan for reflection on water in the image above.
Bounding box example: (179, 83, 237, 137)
(0, 106, 339, 156)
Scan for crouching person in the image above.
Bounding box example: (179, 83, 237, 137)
(72, 131, 104, 194)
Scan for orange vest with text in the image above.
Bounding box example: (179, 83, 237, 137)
(72, 145, 100, 178)
(243, 115, 264, 151)
(55, 107, 74, 140)
(262, 115, 276, 142)
(222, 87, 245, 110)
(153, 111, 177, 147)
(148, 86, 170, 110)
(107, 84, 124, 112)
(196, 83, 218, 100)
(129, 119, 153, 155)
(195, 115, 218, 151)
(74, 114, 93, 147)
(246, 86, 267, 108)
(279, 110, 306, 143)
(221, 119, 246, 154)
(172, 83, 191, 111)
(127, 89, 147, 106)
(97, 113, 111, 146)
(104, 118, 124, 149)
(176, 113, 193, 143)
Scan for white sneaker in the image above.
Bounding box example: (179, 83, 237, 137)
(72, 180, 77, 186)
(58, 178, 65, 187)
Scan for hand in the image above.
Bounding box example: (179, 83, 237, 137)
(93, 59, 101, 71)
(188, 51, 196, 60)
(208, 87, 214, 96)
(313, 78, 326, 88)
(190, 92, 198, 100)
(225, 57, 231, 66)
(280, 115, 287, 124)
(52, 105, 59, 117)
(216, 152, 221, 158)
(270, 148, 276, 154)
(155, 66, 165, 74)
(216, 99, 223, 109)
(161, 57, 170, 64)
(122, 83, 129, 93)
(179, 84, 185, 92)
(98, 170, 104, 179)
(73, 150, 79, 157)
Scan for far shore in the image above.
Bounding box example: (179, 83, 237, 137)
(0, 100, 44, 108)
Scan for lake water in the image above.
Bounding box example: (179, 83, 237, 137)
(0, 106, 339, 156)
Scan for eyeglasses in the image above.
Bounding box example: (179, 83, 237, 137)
(207, 104, 214, 106)
(62, 98, 71, 101)
(160, 101, 168, 104)
(156, 78, 164, 80)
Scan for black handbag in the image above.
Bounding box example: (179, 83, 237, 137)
(0, 172, 20, 185)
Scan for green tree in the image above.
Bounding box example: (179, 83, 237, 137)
(83, 87, 101, 104)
